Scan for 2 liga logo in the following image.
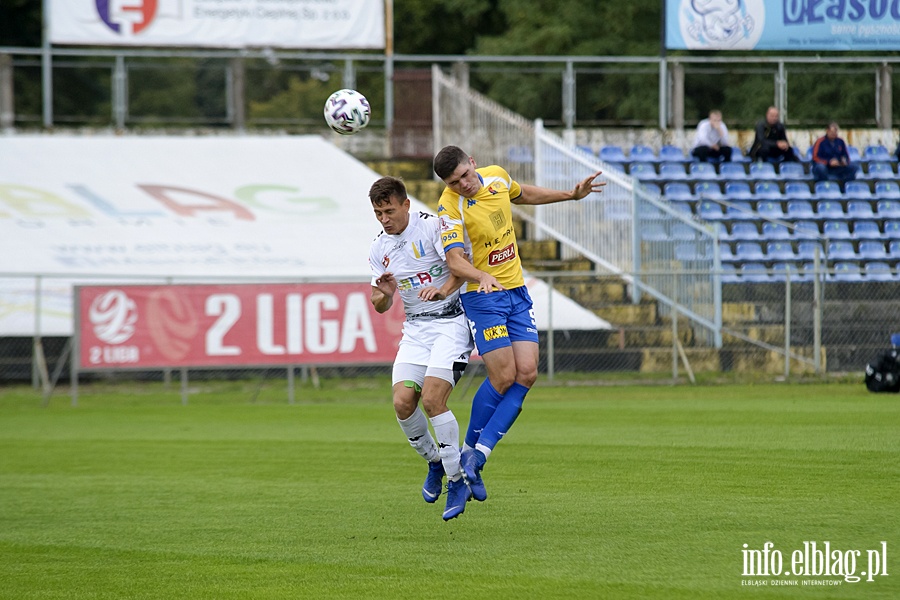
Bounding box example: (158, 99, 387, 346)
(96, 0, 158, 35)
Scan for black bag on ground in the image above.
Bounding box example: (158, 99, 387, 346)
(865, 348, 900, 393)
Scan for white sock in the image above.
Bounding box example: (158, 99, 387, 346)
(430, 410, 462, 480)
(461, 442, 475, 454)
(397, 408, 439, 463)
(475, 442, 492, 460)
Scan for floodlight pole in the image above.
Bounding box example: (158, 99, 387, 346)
(42, 0, 53, 128)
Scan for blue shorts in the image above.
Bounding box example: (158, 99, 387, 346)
(461, 286, 539, 355)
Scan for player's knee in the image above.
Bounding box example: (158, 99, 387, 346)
(517, 367, 538, 388)
(393, 394, 417, 420)
(419, 396, 447, 418)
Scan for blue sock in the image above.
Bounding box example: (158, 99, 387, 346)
(477, 382, 529, 450)
(465, 379, 503, 448)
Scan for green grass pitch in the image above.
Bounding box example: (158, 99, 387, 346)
(1, 378, 898, 599)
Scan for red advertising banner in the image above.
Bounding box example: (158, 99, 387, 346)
(76, 283, 405, 370)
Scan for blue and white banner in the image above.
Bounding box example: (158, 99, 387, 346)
(666, 0, 900, 51)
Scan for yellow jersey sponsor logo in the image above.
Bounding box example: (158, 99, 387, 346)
(488, 243, 516, 267)
(482, 324, 509, 341)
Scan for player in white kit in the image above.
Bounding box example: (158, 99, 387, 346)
(368, 176, 475, 521)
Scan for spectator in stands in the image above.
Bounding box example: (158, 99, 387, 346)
(811, 122, 858, 182)
(749, 106, 798, 163)
(690, 110, 733, 163)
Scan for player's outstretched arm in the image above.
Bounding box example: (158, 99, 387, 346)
(371, 272, 397, 313)
(514, 171, 606, 206)
(445, 248, 505, 294)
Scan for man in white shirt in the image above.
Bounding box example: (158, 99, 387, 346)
(691, 109, 733, 163)
(368, 175, 474, 521)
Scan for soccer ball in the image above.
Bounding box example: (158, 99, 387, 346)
(323, 89, 371, 135)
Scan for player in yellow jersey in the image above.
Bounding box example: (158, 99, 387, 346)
(433, 145, 605, 501)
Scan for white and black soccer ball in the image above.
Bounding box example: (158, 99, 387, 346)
(323, 89, 371, 135)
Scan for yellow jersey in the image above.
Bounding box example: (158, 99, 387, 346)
(437, 165, 524, 292)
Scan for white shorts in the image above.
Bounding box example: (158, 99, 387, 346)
(392, 314, 474, 387)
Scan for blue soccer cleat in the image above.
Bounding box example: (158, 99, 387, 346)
(460, 449, 487, 501)
(442, 478, 472, 521)
(422, 460, 445, 503)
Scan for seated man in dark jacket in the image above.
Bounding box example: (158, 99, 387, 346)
(811, 122, 858, 182)
(750, 106, 798, 163)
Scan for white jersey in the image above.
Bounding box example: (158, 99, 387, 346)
(369, 211, 463, 321)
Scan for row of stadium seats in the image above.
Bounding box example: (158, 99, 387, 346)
(628, 160, 899, 182)
(719, 261, 896, 283)
(652, 180, 900, 201)
(696, 201, 900, 223)
(587, 143, 896, 164)
(643, 217, 900, 243)
(717, 240, 900, 262)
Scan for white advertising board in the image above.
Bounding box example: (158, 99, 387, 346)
(50, 0, 385, 49)
(0, 135, 611, 336)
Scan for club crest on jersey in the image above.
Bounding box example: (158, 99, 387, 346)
(439, 216, 458, 232)
(411, 240, 426, 258)
(488, 243, 516, 266)
(487, 185, 499, 195)
(382, 255, 390, 268)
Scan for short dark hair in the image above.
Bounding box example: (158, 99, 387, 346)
(433, 145, 469, 179)
(368, 176, 406, 207)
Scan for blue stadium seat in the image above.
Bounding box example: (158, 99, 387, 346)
(688, 161, 718, 180)
(577, 144, 595, 157)
(707, 221, 728, 239)
(719, 162, 748, 180)
(720, 263, 740, 282)
(863, 144, 892, 162)
(865, 261, 895, 281)
(741, 262, 772, 283)
(847, 200, 875, 219)
(802, 147, 813, 162)
(642, 224, 668, 241)
(786, 200, 815, 220)
(694, 181, 724, 200)
(640, 183, 662, 196)
(720, 243, 736, 262)
(749, 162, 778, 181)
(797, 241, 825, 260)
(671, 223, 697, 241)
(724, 181, 754, 201)
(865, 161, 895, 179)
(844, 182, 873, 201)
(827, 241, 857, 260)
(876, 199, 900, 219)
(660, 145, 687, 163)
(890, 241, 900, 258)
(630, 144, 657, 162)
(815, 200, 845, 220)
(793, 220, 821, 240)
(848, 146, 862, 163)
(762, 222, 792, 240)
(730, 222, 761, 241)
(778, 161, 808, 181)
(814, 180, 843, 200)
(669, 203, 693, 219)
(771, 262, 805, 282)
(852, 220, 882, 240)
(875, 180, 900, 199)
(822, 220, 852, 239)
(732, 148, 752, 163)
(697, 200, 725, 221)
(663, 182, 693, 202)
(629, 162, 659, 181)
(600, 145, 628, 164)
(858, 241, 888, 260)
(658, 162, 689, 181)
(800, 262, 823, 281)
(604, 201, 632, 220)
(831, 261, 863, 282)
(885, 220, 900, 239)
(675, 242, 706, 261)
(754, 182, 783, 200)
(766, 241, 796, 261)
(725, 201, 755, 221)
(735, 241, 765, 261)
(756, 200, 785, 220)
(784, 182, 814, 201)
